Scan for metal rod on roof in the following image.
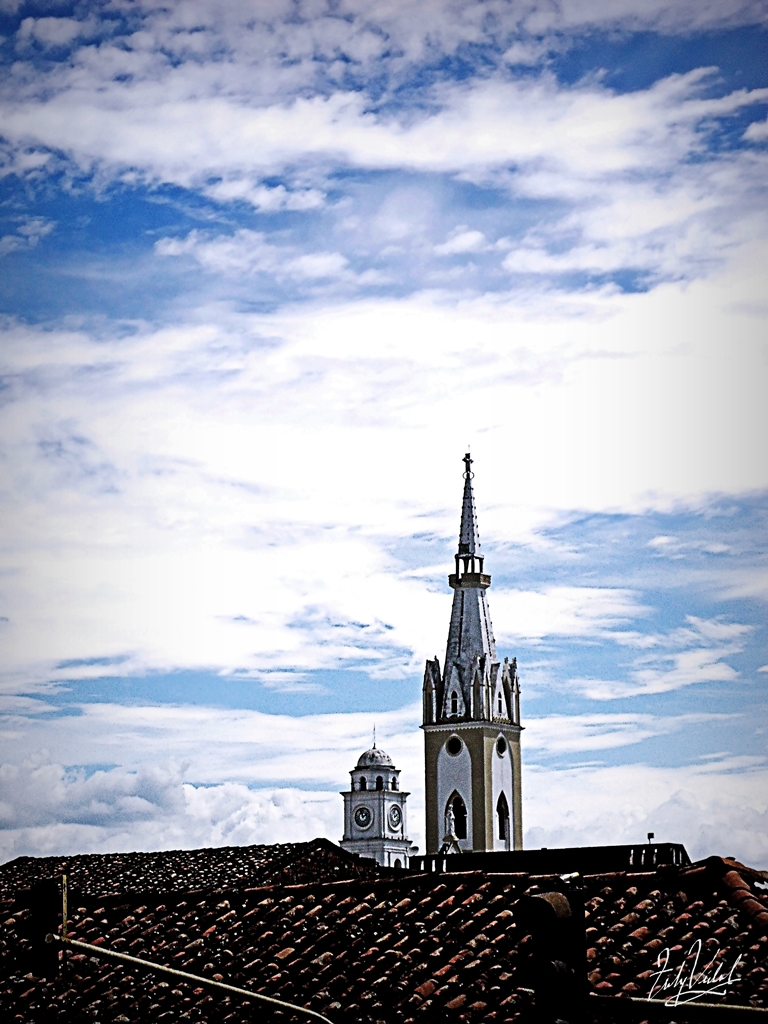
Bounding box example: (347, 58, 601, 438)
(61, 874, 68, 973)
(47, 934, 334, 1024)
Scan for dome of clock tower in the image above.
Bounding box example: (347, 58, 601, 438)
(356, 746, 394, 768)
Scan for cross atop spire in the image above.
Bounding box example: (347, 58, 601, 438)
(458, 452, 481, 556)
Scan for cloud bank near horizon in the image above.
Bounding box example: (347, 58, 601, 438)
(1, 702, 766, 866)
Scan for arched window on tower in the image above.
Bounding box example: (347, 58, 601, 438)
(497, 792, 509, 843)
(375, 775, 383, 790)
(359, 777, 367, 790)
(450, 691, 458, 715)
(497, 692, 503, 715)
(451, 795, 467, 840)
(391, 777, 398, 790)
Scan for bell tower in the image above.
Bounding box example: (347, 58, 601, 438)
(340, 745, 416, 868)
(422, 453, 523, 854)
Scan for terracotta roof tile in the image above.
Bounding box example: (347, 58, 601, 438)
(2, 850, 767, 1021)
(0, 839, 376, 902)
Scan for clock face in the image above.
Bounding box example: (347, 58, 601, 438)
(354, 805, 373, 829)
(388, 805, 402, 830)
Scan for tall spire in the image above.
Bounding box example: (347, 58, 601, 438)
(450, 452, 489, 593)
(458, 452, 480, 556)
(445, 453, 496, 673)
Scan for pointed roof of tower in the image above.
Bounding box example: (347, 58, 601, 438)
(443, 453, 497, 684)
(458, 452, 481, 556)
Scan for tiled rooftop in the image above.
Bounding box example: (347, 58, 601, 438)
(1, 846, 767, 1022)
(0, 839, 377, 901)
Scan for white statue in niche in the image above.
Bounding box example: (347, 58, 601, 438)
(440, 800, 462, 855)
(445, 802, 456, 839)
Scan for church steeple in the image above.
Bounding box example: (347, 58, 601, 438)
(421, 453, 523, 854)
(458, 452, 481, 558)
(446, 452, 496, 678)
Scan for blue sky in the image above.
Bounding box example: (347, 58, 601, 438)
(0, 0, 767, 865)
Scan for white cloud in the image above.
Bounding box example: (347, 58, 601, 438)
(647, 535, 729, 556)
(16, 17, 101, 48)
(522, 0, 766, 34)
(0, 701, 423, 788)
(0, 702, 425, 861)
(1, 24, 766, 286)
(719, 565, 768, 602)
(1, 698, 729, 862)
(571, 616, 751, 699)
(524, 711, 731, 753)
(434, 227, 488, 255)
(524, 757, 768, 867)
(502, 39, 552, 66)
(744, 115, 768, 142)
(0, 758, 344, 864)
(156, 228, 350, 281)
(649, 534, 677, 548)
(0, 694, 57, 715)
(3, 699, 765, 867)
(0, 216, 54, 257)
(6, 64, 766, 185)
(0, 251, 766, 683)
(11, 2, 763, 86)
(2, 729, 766, 868)
(202, 180, 325, 210)
(493, 587, 646, 642)
(634, 647, 738, 693)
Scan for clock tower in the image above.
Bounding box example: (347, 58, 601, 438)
(422, 453, 523, 854)
(340, 745, 416, 868)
